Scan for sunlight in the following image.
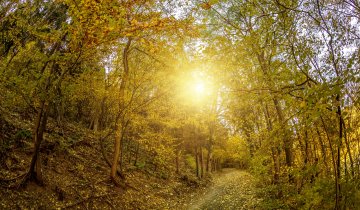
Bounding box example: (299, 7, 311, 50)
(187, 71, 209, 101)
(175, 69, 213, 107)
(194, 82, 205, 94)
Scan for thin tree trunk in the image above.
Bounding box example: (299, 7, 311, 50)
(127, 141, 131, 165)
(263, 102, 281, 185)
(111, 38, 132, 186)
(111, 128, 122, 185)
(218, 159, 222, 171)
(316, 126, 329, 173)
(271, 147, 280, 185)
(206, 120, 214, 173)
(273, 97, 293, 169)
(93, 115, 99, 132)
(336, 100, 343, 210)
(26, 101, 49, 185)
(304, 129, 309, 164)
(133, 142, 139, 166)
(195, 147, 199, 178)
(175, 150, 180, 174)
(200, 147, 204, 178)
(321, 117, 337, 175)
(342, 119, 354, 177)
(206, 149, 211, 173)
(214, 159, 217, 172)
(211, 159, 214, 172)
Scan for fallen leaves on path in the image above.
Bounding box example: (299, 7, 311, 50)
(187, 169, 262, 210)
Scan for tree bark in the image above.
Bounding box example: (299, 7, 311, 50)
(263, 102, 281, 185)
(26, 101, 49, 185)
(316, 126, 329, 173)
(134, 142, 140, 166)
(206, 149, 211, 173)
(213, 159, 216, 172)
(200, 147, 204, 178)
(335, 99, 343, 210)
(342, 119, 354, 177)
(111, 38, 132, 186)
(271, 147, 281, 185)
(195, 147, 200, 178)
(273, 97, 293, 169)
(175, 150, 180, 174)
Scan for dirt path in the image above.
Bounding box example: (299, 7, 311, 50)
(186, 169, 262, 210)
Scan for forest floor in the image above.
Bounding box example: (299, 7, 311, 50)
(184, 168, 262, 210)
(0, 113, 211, 209)
(0, 112, 263, 209)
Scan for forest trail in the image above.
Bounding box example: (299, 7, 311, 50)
(186, 169, 261, 210)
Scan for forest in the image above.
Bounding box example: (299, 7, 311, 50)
(0, 0, 359, 209)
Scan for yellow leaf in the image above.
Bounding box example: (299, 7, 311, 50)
(209, 0, 219, 5)
(300, 101, 306, 108)
(200, 2, 211, 10)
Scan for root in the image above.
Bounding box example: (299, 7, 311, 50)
(110, 175, 126, 188)
(0, 170, 44, 189)
(0, 172, 27, 188)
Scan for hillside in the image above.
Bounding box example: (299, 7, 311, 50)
(0, 111, 210, 209)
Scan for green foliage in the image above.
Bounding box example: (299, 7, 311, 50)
(185, 154, 196, 170)
(14, 129, 32, 141)
(250, 153, 272, 180)
(296, 178, 335, 209)
(203, 0, 360, 208)
(135, 161, 146, 169)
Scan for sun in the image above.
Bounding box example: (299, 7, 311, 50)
(187, 71, 212, 102)
(194, 82, 205, 94)
(176, 69, 213, 106)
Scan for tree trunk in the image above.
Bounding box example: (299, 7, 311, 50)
(316, 126, 329, 173)
(335, 100, 343, 210)
(195, 147, 200, 178)
(304, 129, 309, 164)
(263, 102, 281, 185)
(127, 140, 131, 165)
(212, 159, 216, 172)
(206, 119, 214, 173)
(175, 150, 180, 174)
(111, 38, 132, 186)
(342, 119, 354, 177)
(273, 97, 293, 168)
(111, 128, 122, 185)
(134, 142, 139, 166)
(271, 147, 280, 185)
(120, 132, 126, 172)
(26, 101, 49, 185)
(200, 147, 204, 178)
(321, 117, 337, 175)
(206, 148, 211, 173)
(93, 115, 99, 132)
(218, 159, 222, 171)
